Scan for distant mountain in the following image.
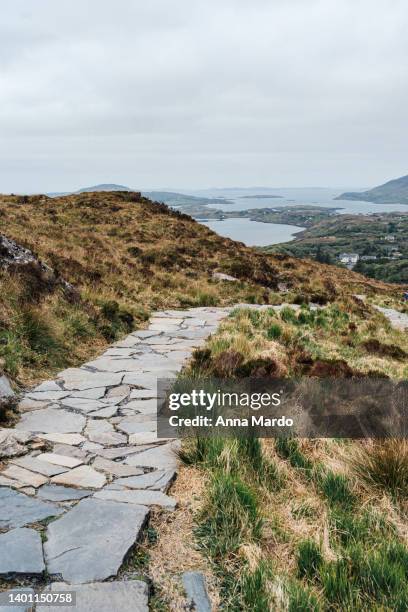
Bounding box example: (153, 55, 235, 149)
(337, 174, 408, 204)
(77, 184, 132, 193)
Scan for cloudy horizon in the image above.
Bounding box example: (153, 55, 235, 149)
(0, 0, 407, 193)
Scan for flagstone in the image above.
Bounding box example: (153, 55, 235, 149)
(0, 488, 63, 529)
(27, 390, 69, 402)
(62, 398, 112, 413)
(88, 405, 119, 418)
(38, 581, 149, 612)
(18, 398, 50, 413)
(11, 455, 69, 477)
(111, 469, 176, 492)
(51, 465, 106, 489)
(68, 387, 106, 400)
(37, 484, 92, 502)
(128, 431, 162, 445)
(124, 442, 179, 470)
(15, 407, 86, 434)
(0, 528, 45, 576)
(44, 498, 149, 583)
(85, 420, 126, 446)
(2, 465, 48, 488)
(95, 488, 177, 510)
(39, 433, 85, 446)
(117, 417, 157, 435)
(92, 456, 144, 477)
(58, 368, 123, 391)
(37, 452, 83, 469)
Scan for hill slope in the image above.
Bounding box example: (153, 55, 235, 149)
(0, 190, 399, 386)
(337, 173, 408, 204)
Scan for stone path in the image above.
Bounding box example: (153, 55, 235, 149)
(374, 306, 408, 331)
(0, 306, 237, 610)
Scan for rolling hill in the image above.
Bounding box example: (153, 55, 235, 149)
(337, 173, 408, 204)
(0, 190, 400, 386)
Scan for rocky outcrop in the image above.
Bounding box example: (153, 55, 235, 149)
(0, 234, 78, 300)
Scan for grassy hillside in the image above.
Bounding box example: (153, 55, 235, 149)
(158, 304, 408, 610)
(0, 190, 400, 387)
(338, 173, 408, 204)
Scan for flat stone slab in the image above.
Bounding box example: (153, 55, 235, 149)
(44, 498, 149, 583)
(51, 465, 106, 489)
(15, 407, 86, 434)
(0, 528, 45, 576)
(88, 405, 118, 418)
(37, 581, 148, 612)
(182, 572, 212, 612)
(95, 488, 177, 510)
(37, 452, 83, 469)
(27, 390, 69, 401)
(128, 431, 162, 445)
(2, 464, 48, 488)
(10, 455, 69, 477)
(37, 484, 92, 502)
(92, 456, 144, 477)
(124, 442, 179, 470)
(68, 387, 106, 400)
(58, 368, 123, 391)
(39, 433, 85, 446)
(0, 488, 63, 529)
(118, 419, 157, 435)
(18, 398, 50, 412)
(60, 398, 110, 413)
(84, 420, 127, 446)
(111, 469, 176, 492)
(94, 446, 149, 460)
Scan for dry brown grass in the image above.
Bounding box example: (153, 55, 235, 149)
(147, 465, 220, 610)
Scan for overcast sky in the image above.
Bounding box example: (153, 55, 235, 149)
(0, 0, 407, 193)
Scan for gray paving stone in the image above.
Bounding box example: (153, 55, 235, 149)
(0, 488, 63, 529)
(182, 572, 211, 612)
(117, 416, 157, 435)
(37, 452, 83, 468)
(95, 488, 176, 510)
(31, 381, 61, 393)
(120, 420, 157, 435)
(84, 420, 126, 446)
(121, 398, 158, 413)
(39, 433, 85, 446)
(60, 398, 110, 413)
(88, 405, 119, 418)
(37, 581, 148, 612)
(58, 368, 123, 391)
(2, 465, 48, 488)
(0, 528, 45, 576)
(51, 465, 106, 489)
(10, 455, 69, 477)
(18, 398, 50, 412)
(92, 456, 144, 477)
(44, 498, 149, 583)
(128, 431, 162, 445)
(37, 484, 92, 502)
(93, 445, 151, 460)
(124, 442, 179, 470)
(15, 407, 86, 434)
(68, 387, 106, 400)
(112, 469, 176, 492)
(27, 390, 69, 401)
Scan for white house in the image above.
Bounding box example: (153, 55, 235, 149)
(339, 253, 359, 266)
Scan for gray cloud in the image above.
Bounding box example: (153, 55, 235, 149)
(0, 0, 407, 192)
